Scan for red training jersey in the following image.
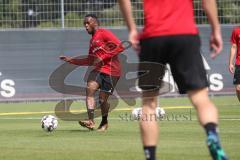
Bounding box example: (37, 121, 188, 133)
(68, 29, 123, 76)
(230, 27, 240, 65)
(140, 0, 198, 39)
(89, 28, 123, 77)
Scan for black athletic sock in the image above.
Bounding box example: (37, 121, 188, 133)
(87, 109, 94, 121)
(100, 103, 109, 124)
(101, 115, 108, 124)
(143, 146, 156, 160)
(204, 122, 218, 135)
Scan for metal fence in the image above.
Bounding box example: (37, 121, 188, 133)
(0, 0, 239, 29)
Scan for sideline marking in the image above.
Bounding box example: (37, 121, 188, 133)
(0, 106, 193, 116)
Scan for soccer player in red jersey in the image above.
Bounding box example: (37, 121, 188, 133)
(118, 0, 228, 160)
(60, 14, 124, 131)
(229, 27, 240, 102)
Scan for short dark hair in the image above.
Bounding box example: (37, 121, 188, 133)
(85, 14, 99, 25)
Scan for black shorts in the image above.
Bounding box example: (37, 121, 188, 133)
(233, 65, 240, 85)
(139, 35, 208, 94)
(88, 71, 119, 94)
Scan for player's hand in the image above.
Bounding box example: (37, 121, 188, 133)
(59, 55, 71, 62)
(129, 29, 140, 53)
(209, 30, 223, 59)
(229, 63, 235, 74)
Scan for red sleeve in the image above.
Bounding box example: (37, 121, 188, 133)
(231, 29, 237, 44)
(68, 57, 89, 66)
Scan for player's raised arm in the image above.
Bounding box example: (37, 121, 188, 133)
(118, 0, 139, 51)
(202, 0, 223, 58)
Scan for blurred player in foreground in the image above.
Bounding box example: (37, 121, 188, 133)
(229, 26, 240, 102)
(118, 0, 228, 160)
(60, 14, 124, 131)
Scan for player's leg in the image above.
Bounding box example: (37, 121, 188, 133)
(188, 88, 218, 125)
(138, 77, 164, 160)
(138, 37, 167, 160)
(140, 91, 159, 160)
(188, 88, 228, 160)
(233, 65, 240, 102)
(86, 80, 99, 121)
(169, 35, 228, 160)
(97, 91, 110, 131)
(79, 80, 99, 129)
(236, 84, 240, 102)
(79, 71, 101, 129)
(97, 73, 119, 131)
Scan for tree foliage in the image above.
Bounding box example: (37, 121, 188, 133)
(0, 0, 239, 29)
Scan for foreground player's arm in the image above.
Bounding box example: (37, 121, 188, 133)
(202, 0, 223, 58)
(229, 43, 237, 74)
(59, 55, 89, 66)
(118, 0, 139, 51)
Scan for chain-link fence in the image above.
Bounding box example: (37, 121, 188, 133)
(0, 0, 239, 29)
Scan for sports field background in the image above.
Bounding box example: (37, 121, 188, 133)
(0, 96, 239, 160)
(0, 26, 236, 102)
(0, 1, 239, 159)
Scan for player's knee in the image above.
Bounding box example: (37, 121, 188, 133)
(86, 86, 98, 96)
(191, 97, 211, 108)
(87, 82, 99, 90)
(188, 88, 210, 107)
(86, 86, 96, 93)
(236, 85, 240, 92)
(99, 98, 104, 105)
(99, 98, 107, 106)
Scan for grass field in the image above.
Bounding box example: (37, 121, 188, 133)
(0, 96, 239, 160)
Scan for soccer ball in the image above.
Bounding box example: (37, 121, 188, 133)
(131, 107, 142, 120)
(131, 107, 165, 120)
(156, 107, 166, 118)
(41, 115, 58, 132)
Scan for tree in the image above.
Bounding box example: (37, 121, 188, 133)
(0, 0, 22, 28)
